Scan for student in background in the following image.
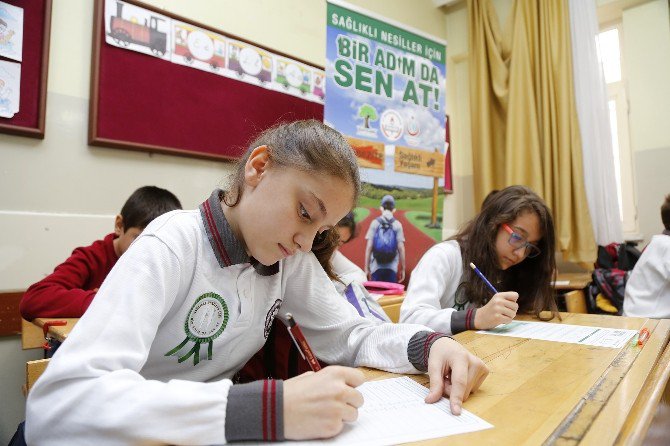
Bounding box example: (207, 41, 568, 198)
(623, 194, 670, 318)
(364, 194, 406, 283)
(331, 212, 389, 322)
(331, 211, 367, 286)
(26, 120, 488, 445)
(20, 186, 182, 320)
(400, 185, 559, 335)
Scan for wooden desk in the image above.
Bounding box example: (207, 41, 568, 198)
(23, 318, 78, 393)
(22, 317, 78, 349)
(362, 313, 670, 445)
(376, 271, 594, 321)
(377, 293, 405, 323)
(553, 272, 592, 313)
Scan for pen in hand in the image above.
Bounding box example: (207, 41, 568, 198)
(285, 313, 322, 372)
(469, 262, 521, 329)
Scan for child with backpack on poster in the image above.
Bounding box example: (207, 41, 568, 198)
(364, 194, 406, 283)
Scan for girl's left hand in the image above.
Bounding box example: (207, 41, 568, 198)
(424, 337, 489, 415)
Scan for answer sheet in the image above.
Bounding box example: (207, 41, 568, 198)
(254, 376, 492, 445)
(478, 321, 637, 348)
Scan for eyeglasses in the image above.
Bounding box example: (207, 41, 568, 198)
(502, 224, 541, 258)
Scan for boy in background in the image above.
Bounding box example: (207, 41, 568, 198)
(20, 186, 182, 320)
(364, 194, 406, 283)
(623, 194, 670, 318)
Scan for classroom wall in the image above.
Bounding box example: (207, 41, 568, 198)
(442, 1, 472, 238)
(621, 0, 670, 244)
(0, 0, 447, 441)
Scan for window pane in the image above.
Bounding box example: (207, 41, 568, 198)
(597, 29, 621, 83)
(608, 99, 623, 221)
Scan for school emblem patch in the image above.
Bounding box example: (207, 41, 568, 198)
(454, 285, 468, 311)
(165, 292, 229, 365)
(264, 299, 282, 339)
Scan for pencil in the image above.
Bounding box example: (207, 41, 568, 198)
(469, 262, 499, 295)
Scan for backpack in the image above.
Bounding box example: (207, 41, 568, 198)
(595, 242, 641, 271)
(589, 268, 629, 315)
(587, 242, 641, 315)
(372, 217, 398, 264)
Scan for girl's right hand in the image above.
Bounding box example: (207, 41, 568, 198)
(474, 291, 519, 329)
(283, 366, 365, 440)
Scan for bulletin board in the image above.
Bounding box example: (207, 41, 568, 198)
(0, 0, 52, 139)
(89, 0, 324, 161)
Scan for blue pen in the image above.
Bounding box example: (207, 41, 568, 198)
(469, 262, 499, 294)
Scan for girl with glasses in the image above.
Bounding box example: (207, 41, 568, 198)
(400, 185, 559, 334)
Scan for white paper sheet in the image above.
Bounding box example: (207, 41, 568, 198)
(478, 321, 637, 348)
(551, 280, 571, 286)
(250, 376, 492, 445)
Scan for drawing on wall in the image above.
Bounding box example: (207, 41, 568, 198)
(104, 0, 171, 60)
(0, 60, 20, 118)
(172, 21, 226, 74)
(312, 70, 325, 100)
(0, 1, 23, 62)
(227, 40, 272, 85)
(101, 0, 324, 104)
(274, 57, 311, 95)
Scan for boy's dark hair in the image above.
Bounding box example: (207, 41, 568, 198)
(120, 186, 182, 230)
(450, 185, 559, 320)
(661, 194, 670, 231)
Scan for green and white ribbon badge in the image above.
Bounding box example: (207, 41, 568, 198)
(165, 292, 229, 365)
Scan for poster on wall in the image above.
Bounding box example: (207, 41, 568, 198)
(0, 1, 23, 62)
(325, 0, 448, 285)
(0, 59, 20, 118)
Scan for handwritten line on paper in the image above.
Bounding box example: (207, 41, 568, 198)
(252, 376, 492, 446)
(478, 321, 637, 348)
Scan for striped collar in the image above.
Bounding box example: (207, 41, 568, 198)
(199, 189, 279, 276)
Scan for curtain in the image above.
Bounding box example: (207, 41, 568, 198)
(468, 0, 596, 262)
(568, 0, 624, 246)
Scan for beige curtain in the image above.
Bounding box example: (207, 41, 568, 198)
(468, 0, 596, 263)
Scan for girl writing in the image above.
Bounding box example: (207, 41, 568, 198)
(400, 185, 558, 334)
(26, 120, 488, 445)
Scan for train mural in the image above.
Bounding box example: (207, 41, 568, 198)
(107, 1, 167, 56)
(227, 41, 272, 84)
(173, 23, 226, 71)
(103, 1, 324, 104)
(275, 59, 311, 95)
